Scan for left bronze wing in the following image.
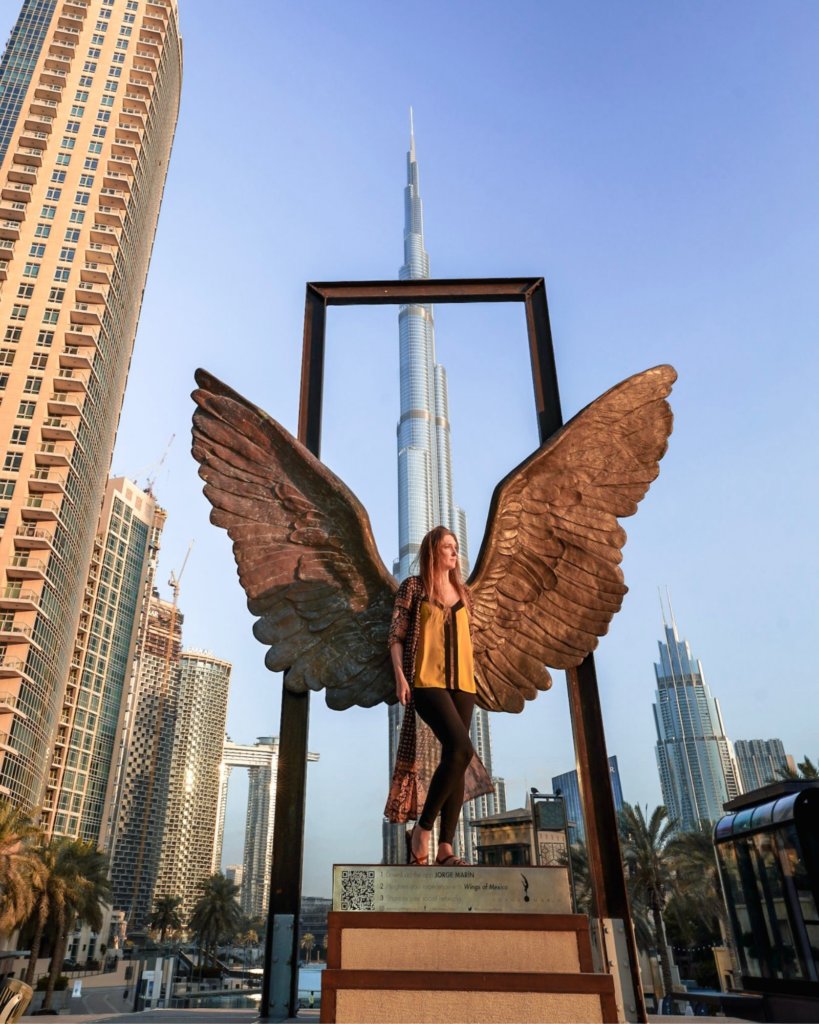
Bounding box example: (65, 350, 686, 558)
(469, 365, 676, 713)
(191, 369, 398, 710)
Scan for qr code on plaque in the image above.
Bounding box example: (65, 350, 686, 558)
(339, 868, 376, 910)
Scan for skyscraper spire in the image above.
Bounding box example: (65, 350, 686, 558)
(385, 119, 500, 865)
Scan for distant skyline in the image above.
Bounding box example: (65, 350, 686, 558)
(4, 2, 817, 896)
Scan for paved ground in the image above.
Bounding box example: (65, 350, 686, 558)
(19, 1010, 747, 1022)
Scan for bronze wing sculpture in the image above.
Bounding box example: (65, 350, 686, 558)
(191, 363, 676, 713)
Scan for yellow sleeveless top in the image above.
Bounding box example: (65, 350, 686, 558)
(412, 598, 475, 693)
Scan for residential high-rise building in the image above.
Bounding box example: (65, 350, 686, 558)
(0, 0, 182, 810)
(214, 735, 319, 919)
(45, 476, 162, 842)
(108, 590, 181, 929)
(154, 650, 231, 921)
(552, 755, 624, 845)
(384, 117, 499, 863)
(653, 610, 741, 831)
(734, 738, 791, 793)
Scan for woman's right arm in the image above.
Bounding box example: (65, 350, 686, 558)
(388, 578, 414, 706)
(391, 641, 410, 706)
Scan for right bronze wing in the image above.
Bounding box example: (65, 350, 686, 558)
(191, 369, 398, 710)
(469, 364, 676, 712)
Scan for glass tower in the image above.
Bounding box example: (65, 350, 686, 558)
(552, 755, 624, 846)
(734, 738, 790, 793)
(653, 611, 741, 831)
(154, 650, 232, 922)
(0, 1, 57, 167)
(385, 116, 499, 862)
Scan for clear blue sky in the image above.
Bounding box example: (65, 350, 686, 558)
(5, 1, 818, 897)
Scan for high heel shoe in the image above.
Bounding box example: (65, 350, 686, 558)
(406, 823, 429, 866)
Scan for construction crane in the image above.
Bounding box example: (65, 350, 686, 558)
(144, 433, 175, 496)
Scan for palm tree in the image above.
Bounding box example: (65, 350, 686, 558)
(189, 873, 242, 970)
(300, 932, 315, 963)
(0, 798, 44, 936)
(149, 895, 183, 945)
(778, 755, 818, 780)
(618, 803, 677, 1000)
(39, 840, 111, 1010)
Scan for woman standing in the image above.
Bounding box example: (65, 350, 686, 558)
(386, 526, 489, 866)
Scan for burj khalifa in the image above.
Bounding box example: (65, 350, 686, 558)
(384, 115, 505, 863)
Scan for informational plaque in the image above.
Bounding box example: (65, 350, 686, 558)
(332, 864, 571, 914)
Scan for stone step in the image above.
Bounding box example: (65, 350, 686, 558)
(322, 912, 618, 1023)
(327, 911, 594, 974)
(321, 968, 617, 1023)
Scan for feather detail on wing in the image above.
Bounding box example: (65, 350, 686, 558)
(469, 365, 677, 713)
(191, 369, 397, 710)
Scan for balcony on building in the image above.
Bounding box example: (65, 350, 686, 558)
(58, 10, 85, 28)
(1, 182, 33, 203)
(120, 109, 145, 132)
(60, 346, 93, 372)
(99, 184, 128, 209)
(103, 171, 133, 194)
(136, 38, 160, 59)
(141, 21, 165, 41)
(114, 125, 142, 146)
(35, 442, 72, 467)
(80, 261, 110, 286)
(112, 137, 139, 158)
(39, 68, 67, 87)
(28, 96, 58, 118)
(90, 224, 119, 246)
(107, 155, 136, 176)
(0, 585, 40, 611)
(85, 241, 115, 265)
(0, 657, 27, 680)
(0, 238, 16, 259)
(62, 1, 88, 17)
(0, 622, 33, 648)
(41, 417, 76, 442)
(131, 64, 156, 84)
(134, 50, 158, 71)
(47, 391, 83, 417)
(28, 468, 66, 495)
(14, 524, 55, 552)
(54, 368, 89, 394)
(34, 83, 62, 102)
(0, 691, 26, 721)
(16, 146, 45, 165)
(21, 496, 60, 523)
(44, 55, 72, 73)
(7, 164, 38, 186)
(0, 200, 26, 222)
(7, 554, 47, 582)
(75, 281, 107, 305)
(122, 94, 148, 115)
(96, 208, 123, 229)
(125, 78, 152, 100)
(65, 323, 99, 348)
(0, 221, 20, 242)
(70, 304, 101, 327)
(146, 1, 170, 21)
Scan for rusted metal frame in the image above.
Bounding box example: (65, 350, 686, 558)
(263, 275, 645, 1021)
(309, 277, 538, 305)
(523, 279, 646, 1021)
(260, 286, 326, 1020)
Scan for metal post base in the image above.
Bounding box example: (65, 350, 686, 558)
(258, 915, 294, 1022)
(602, 917, 640, 1023)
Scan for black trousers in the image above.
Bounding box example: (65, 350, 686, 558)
(413, 688, 476, 844)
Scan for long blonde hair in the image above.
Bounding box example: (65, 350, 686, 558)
(419, 526, 467, 606)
